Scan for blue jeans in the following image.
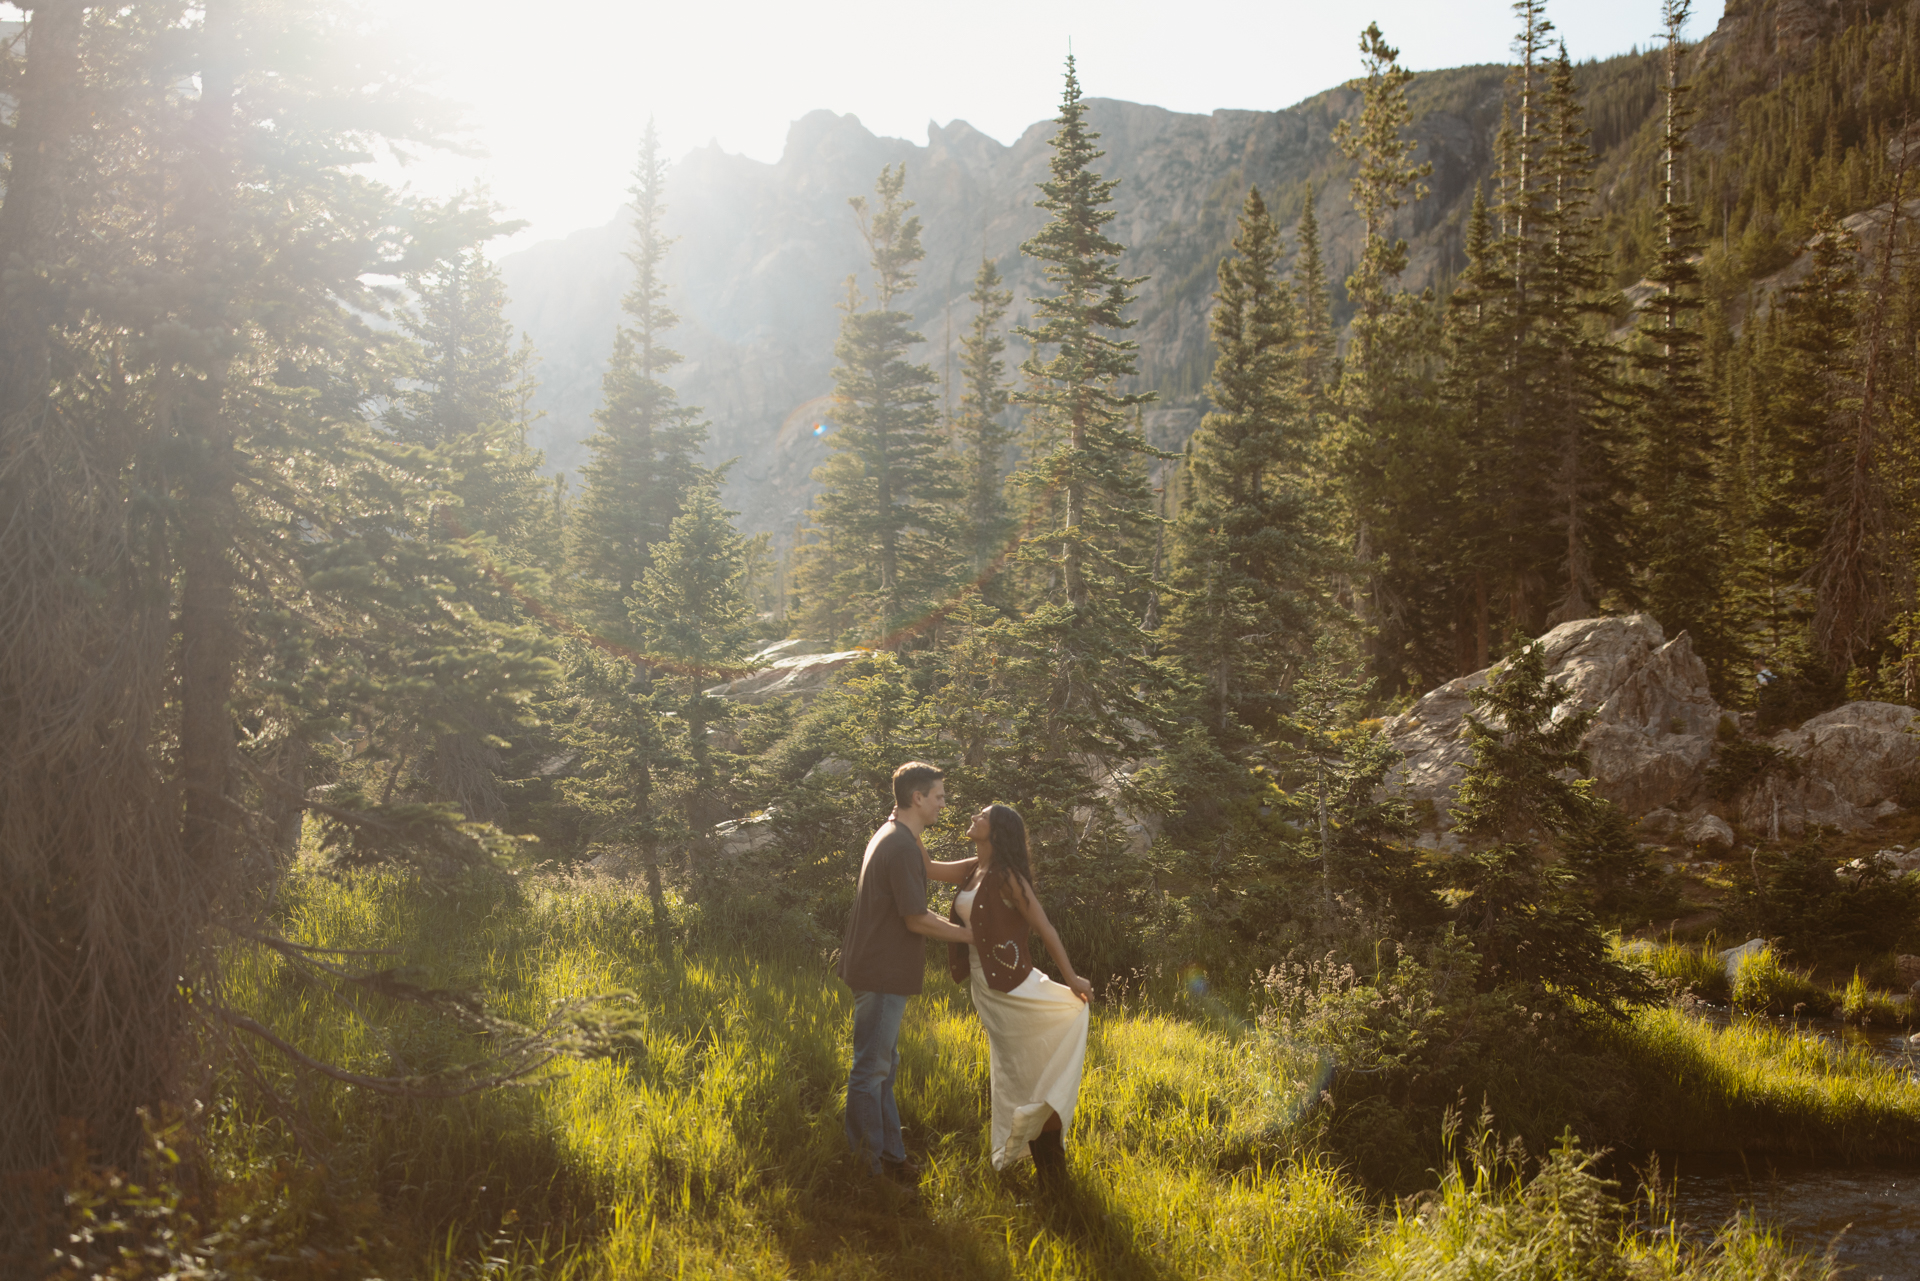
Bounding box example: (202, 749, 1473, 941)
(844, 990, 909, 1174)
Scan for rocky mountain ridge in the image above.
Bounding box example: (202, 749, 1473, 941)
(499, 76, 1516, 542)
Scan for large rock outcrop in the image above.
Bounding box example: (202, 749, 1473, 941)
(1735, 702, 1920, 837)
(1384, 615, 1723, 825)
(703, 640, 866, 704)
(1383, 614, 1918, 841)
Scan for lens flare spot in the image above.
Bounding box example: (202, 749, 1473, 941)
(812, 422, 827, 437)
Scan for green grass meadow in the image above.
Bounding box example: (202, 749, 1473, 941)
(162, 871, 1920, 1278)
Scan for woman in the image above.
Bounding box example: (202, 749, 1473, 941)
(948, 804, 1092, 1178)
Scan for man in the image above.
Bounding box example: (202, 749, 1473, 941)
(838, 761, 976, 1184)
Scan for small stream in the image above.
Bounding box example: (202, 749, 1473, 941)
(1656, 1007, 1920, 1277)
(1664, 1159, 1920, 1278)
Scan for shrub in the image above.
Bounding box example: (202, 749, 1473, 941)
(1257, 933, 1623, 1190)
(1564, 806, 1675, 920)
(1704, 738, 1793, 802)
(1347, 1115, 1840, 1279)
(1720, 838, 1920, 960)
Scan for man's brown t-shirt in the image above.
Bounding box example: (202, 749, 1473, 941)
(837, 820, 928, 995)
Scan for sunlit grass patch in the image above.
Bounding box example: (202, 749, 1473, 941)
(1730, 949, 1833, 1017)
(200, 867, 1858, 1278)
(1839, 968, 1912, 1026)
(1599, 1004, 1920, 1156)
(1618, 935, 1731, 1002)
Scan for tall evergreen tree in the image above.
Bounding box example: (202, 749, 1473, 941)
(1536, 42, 1624, 626)
(1500, 0, 1555, 303)
(1814, 156, 1909, 670)
(1329, 24, 1446, 690)
(1290, 184, 1336, 437)
(1733, 214, 1860, 693)
(1629, 0, 1733, 684)
(1443, 20, 1617, 667)
(391, 244, 558, 571)
(632, 483, 756, 840)
(796, 163, 955, 644)
(1008, 56, 1160, 771)
(1166, 187, 1328, 739)
(0, 1, 551, 1175)
(569, 121, 708, 642)
(1333, 25, 1431, 406)
(1440, 184, 1510, 673)
(389, 244, 561, 821)
(953, 256, 1017, 596)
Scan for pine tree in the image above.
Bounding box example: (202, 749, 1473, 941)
(1733, 214, 1860, 697)
(1329, 24, 1446, 690)
(1273, 635, 1417, 917)
(1290, 185, 1336, 437)
(1444, 19, 1615, 664)
(0, 2, 552, 1174)
(558, 645, 679, 951)
(953, 257, 1017, 596)
(1814, 152, 1910, 670)
(569, 121, 708, 642)
(1440, 184, 1509, 673)
(796, 163, 956, 644)
(1165, 186, 1328, 739)
(1500, 0, 1555, 305)
(1536, 42, 1624, 626)
(1479, 80, 1559, 642)
(1445, 642, 1649, 1008)
(392, 244, 559, 571)
(1007, 56, 1160, 770)
(632, 483, 756, 840)
(389, 244, 561, 821)
(1333, 25, 1431, 399)
(1630, 0, 1734, 684)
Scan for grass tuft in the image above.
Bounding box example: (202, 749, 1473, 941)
(1730, 950, 1833, 1018)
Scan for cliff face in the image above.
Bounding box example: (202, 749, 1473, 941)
(498, 76, 1512, 543)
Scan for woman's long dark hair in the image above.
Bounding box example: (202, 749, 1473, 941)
(986, 804, 1035, 893)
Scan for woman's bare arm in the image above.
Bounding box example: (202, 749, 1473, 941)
(925, 853, 978, 885)
(1008, 877, 1092, 1002)
(918, 833, 978, 885)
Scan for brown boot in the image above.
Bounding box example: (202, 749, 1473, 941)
(1027, 1128, 1067, 1184)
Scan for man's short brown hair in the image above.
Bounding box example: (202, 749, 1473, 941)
(892, 761, 945, 809)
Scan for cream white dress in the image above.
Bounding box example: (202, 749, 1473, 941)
(955, 885, 1091, 1170)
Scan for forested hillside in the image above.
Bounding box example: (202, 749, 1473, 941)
(5, 0, 1920, 1276)
(502, 0, 1909, 571)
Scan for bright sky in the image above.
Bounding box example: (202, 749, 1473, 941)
(4, 1, 1723, 252)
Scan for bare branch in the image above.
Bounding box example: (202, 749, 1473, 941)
(208, 1006, 558, 1099)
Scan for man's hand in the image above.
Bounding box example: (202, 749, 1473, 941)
(904, 911, 972, 944)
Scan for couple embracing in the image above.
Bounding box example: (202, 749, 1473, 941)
(837, 761, 1093, 1186)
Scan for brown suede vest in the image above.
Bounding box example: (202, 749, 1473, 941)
(948, 867, 1034, 993)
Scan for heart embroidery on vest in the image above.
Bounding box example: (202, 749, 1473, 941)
(990, 940, 1021, 971)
